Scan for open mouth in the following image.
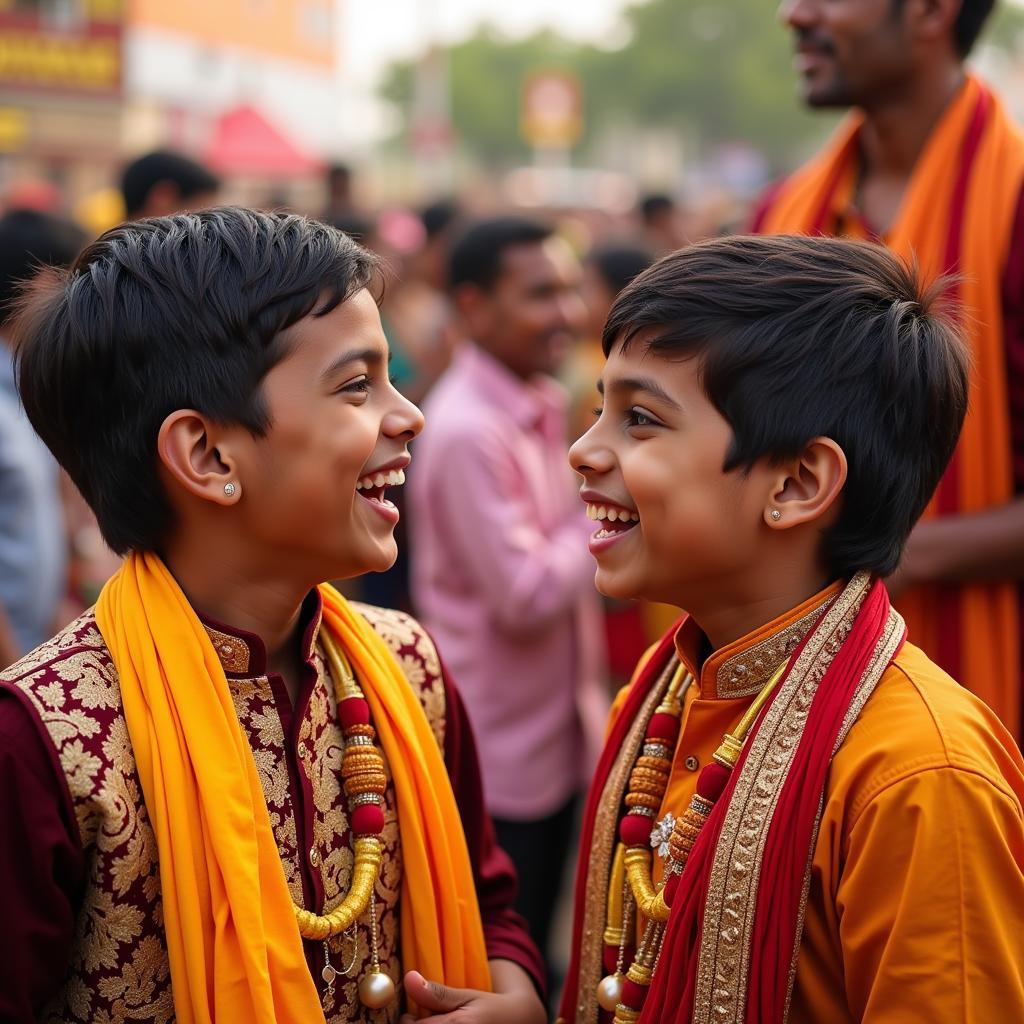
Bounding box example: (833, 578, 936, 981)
(356, 468, 406, 510)
(586, 502, 640, 540)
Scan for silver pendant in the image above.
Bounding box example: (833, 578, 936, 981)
(650, 812, 677, 860)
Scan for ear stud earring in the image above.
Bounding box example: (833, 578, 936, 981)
(223, 482, 237, 497)
(770, 509, 782, 521)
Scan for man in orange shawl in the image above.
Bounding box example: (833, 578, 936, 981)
(0, 208, 545, 1024)
(753, 0, 1024, 740)
(558, 235, 1024, 1024)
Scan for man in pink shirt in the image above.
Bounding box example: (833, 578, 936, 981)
(409, 216, 608, 980)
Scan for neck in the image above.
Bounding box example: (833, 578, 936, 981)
(680, 565, 834, 654)
(162, 540, 309, 676)
(858, 63, 964, 179)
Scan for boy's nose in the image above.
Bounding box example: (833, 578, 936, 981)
(385, 392, 424, 440)
(569, 425, 614, 476)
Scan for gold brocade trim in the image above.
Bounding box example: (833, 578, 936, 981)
(574, 656, 681, 1024)
(781, 606, 906, 1020)
(202, 624, 251, 675)
(693, 572, 874, 1024)
(715, 605, 825, 699)
(351, 601, 447, 750)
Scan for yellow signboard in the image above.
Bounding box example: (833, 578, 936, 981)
(0, 31, 119, 91)
(521, 70, 583, 149)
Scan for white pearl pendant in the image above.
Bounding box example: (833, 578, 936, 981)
(597, 972, 625, 1011)
(358, 970, 397, 1009)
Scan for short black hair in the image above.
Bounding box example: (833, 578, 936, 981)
(448, 216, 552, 293)
(120, 149, 220, 218)
(640, 194, 675, 223)
(604, 234, 968, 580)
(953, 0, 996, 55)
(11, 207, 379, 555)
(588, 243, 655, 296)
(893, 0, 996, 55)
(0, 208, 86, 325)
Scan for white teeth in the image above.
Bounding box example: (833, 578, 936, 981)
(357, 467, 407, 492)
(585, 503, 639, 523)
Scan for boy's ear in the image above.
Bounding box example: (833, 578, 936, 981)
(764, 437, 847, 529)
(157, 409, 241, 506)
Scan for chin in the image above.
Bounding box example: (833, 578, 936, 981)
(364, 542, 399, 576)
(804, 80, 856, 110)
(594, 566, 644, 603)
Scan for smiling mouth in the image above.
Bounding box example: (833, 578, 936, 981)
(586, 502, 639, 539)
(356, 468, 406, 509)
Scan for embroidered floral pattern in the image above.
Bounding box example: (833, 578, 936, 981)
(3, 601, 448, 1024)
(4, 612, 173, 1024)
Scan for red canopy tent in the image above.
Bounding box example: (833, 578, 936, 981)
(203, 104, 323, 178)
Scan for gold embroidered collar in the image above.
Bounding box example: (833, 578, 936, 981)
(199, 591, 324, 678)
(673, 581, 844, 700)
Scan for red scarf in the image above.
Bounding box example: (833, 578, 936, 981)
(560, 576, 903, 1024)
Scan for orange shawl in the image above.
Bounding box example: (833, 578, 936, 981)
(754, 75, 1024, 738)
(96, 552, 490, 1024)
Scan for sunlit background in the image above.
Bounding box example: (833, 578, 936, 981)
(2, 0, 1022, 230)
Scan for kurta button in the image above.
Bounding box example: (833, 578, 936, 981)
(297, 741, 308, 760)
(309, 846, 319, 867)
(685, 755, 700, 772)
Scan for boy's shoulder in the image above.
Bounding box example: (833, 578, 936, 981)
(350, 601, 447, 746)
(830, 640, 1024, 822)
(0, 608, 115, 697)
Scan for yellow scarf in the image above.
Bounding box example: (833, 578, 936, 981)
(95, 551, 491, 1023)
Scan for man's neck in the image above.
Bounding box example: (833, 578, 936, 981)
(858, 63, 965, 182)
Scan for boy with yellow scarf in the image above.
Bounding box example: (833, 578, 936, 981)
(0, 208, 545, 1024)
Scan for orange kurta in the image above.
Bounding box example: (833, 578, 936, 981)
(753, 75, 1024, 741)
(603, 589, 1024, 1022)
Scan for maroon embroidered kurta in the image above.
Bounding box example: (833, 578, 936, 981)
(0, 594, 542, 1023)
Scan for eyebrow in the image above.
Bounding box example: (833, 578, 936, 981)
(320, 347, 385, 383)
(597, 375, 682, 410)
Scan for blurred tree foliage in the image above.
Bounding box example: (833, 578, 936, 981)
(378, 0, 1024, 169)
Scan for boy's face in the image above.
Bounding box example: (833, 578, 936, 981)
(230, 288, 423, 581)
(569, 336, 775, 608)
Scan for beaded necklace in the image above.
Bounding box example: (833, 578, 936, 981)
(597, 660, 785, 1022)
(293, 629, 396, 1011)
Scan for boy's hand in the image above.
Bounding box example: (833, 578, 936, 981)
(399, 961, 546, 1024)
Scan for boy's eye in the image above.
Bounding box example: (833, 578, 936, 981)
(592, 406, 603, 418)
(628, 407, 658, 428)
(339, 375, 371, 395)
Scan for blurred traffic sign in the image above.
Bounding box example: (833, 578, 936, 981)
(521, 70, 582, 149)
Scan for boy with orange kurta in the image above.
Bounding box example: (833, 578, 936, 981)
(558, 234, 1024, 1024)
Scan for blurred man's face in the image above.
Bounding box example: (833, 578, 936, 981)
(467, 238, 586, 379)
(779, 0, 910, 109)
